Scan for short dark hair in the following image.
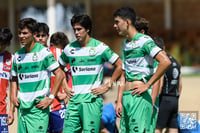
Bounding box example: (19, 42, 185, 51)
(135, 16, 149, 34)
(18, 18, 38, 33)
(0, 27, 13, 45)
(113, 7, 136, 26)
(50, 32, 69, 49)
(152, 36, 164, 50)
(36, 22, 49, 35)
(71, 14, 92, 36)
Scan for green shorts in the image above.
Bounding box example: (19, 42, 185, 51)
(120, 91, 152, 133)
(18, 105, 49, 133)
(63, 97, 103, 133)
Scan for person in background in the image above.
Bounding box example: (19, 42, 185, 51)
(135, 16, 150, 35)
(34, 22, 49, 47)
(113, 7, 171, 133)
(99, 102, 119, 133)
(50, 32, 69, 49)
(154, 37, 182, 133)
(49, 31, 72, 105)
(135, 16, 160, 133)
(0, 27, 15, 132)
(59, 14, 122, 133)
(10, 18, 65, 133)
(35, 23, 69, 133)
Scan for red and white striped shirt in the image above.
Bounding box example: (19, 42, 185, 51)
(50, 47, 72, 112)
(0, 51, 12, 114)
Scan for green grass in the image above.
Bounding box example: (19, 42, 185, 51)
(182, 73, 200, 77)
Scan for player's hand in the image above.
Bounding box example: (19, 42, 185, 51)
(7, 110, 14, 125)
(131, 84, 150, 96)
(35, 97, 53, 109)
(91, 82, 110, 95)
(64, 88, 74, 98)
(64, 97, 70, 104)
(115, 102, 123, 118)
(56, 92, 67, 101)
(13, 97, 20, 108)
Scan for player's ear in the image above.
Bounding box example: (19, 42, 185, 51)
(126, 18, 132, 25)
(140, 29, 145, 34)
(86, 29, 90, 34)
(50, 43, 54, 47)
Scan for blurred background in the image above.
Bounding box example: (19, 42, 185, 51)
(1, 0, 200, 132)
(1, 0, 200, 68)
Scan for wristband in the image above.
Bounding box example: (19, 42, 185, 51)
(49, 94, 55, 100)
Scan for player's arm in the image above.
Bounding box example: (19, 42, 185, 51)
(50, 67, 65, 101)
(7, 77, 18, 125)
(7, 102, 15, 125)
(151, 79, 160, 106)
(8, 76, 18, 125)
(132, 51, 171, 96)
(158, 75, 164, 95)
(148, 51, 171, 88)
(36, 67, 65, 109)
(7, 97, 15, 125)
(10, 76, 19, 107)
(115, 71, 125, 118)
(56, 92, 67, 100)
(91, 58, 122, 95)
(59, 65, 74, 98)
(110, 58, 123, 86)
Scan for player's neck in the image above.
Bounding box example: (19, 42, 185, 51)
(25, 40, 36, 53)
(127, 26, 138, 41)
(79, 35, 91, 47)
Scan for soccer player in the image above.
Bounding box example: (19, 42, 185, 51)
(0, 27, 15, 132)
(35, 23, 70, 133)
(34, 22, 49, 47)
(155, 37, 182, 133)
(50, 32, 69, 49)
(135, 16, 160, 133)
(58, 14, 122, 133)
(49, 31, 71, 133)
(113, 7, 171, 133)
(10, 18, 65, 133)
(50, 32, 72, 97)
(99, 102, 118, 133)
(135, 16, 150, 35)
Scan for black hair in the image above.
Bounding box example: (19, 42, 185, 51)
(18, 18, 38, 33)
(71, 14, 92, 36)
(135, 16, 149, 34)
(0, 27, 13, 45)
(113, 7, 136, 26)
(152, 36, 164, 50)
(36, 22, 49, 35)
(50, 32, 69, 49)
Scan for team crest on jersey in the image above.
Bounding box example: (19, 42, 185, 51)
(89, 47, 95, 56)
(32, 53, 38, 61)
(4, 59, 12, 70)
(5, 59, 11, 66)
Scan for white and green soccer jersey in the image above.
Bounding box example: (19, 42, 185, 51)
(59, 38, 119, 103)
(11, 43, 59, 109)
(122, 33, 161, 83)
